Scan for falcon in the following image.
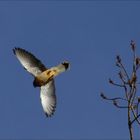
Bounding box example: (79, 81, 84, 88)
(13, 48, 70, 117)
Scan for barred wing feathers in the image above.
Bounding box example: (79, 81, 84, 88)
(40, 80, 56, 117)
(13, 48, 46, 76)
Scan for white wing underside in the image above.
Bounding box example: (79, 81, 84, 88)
(40, 80, 56, 117)
(13, 48, 46, 76)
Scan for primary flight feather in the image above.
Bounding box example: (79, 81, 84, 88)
(13, 48, 69, 117)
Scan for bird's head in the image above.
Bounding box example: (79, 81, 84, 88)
(61, 61, 70, 70)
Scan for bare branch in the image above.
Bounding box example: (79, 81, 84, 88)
(113, 100, 128, 109)
(131, 107, 140, 125)
(130, 87, 137, 107)
(131, 114, 140, 125)
(118, 71, 127, 84)
(100, 93, 127, 102)
(109, 78, 124, 87)
(100, 93, 107, 99)
(136, 57, 140, 71)
(130, 40, 136, 52)
(101, 41, 140, 140)
(117, 58, 130, 80)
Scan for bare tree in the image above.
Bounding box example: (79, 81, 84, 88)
(101, 41, 140, 140)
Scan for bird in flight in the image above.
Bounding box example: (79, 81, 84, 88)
(13, 48, 70, 117)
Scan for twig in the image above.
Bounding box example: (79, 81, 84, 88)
(131, 114, 140, 125)
(131, 108, 140, 125)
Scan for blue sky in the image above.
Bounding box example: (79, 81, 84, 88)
(0, 1, 140, 139)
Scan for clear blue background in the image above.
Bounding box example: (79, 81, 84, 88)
(0, 1, 140, 139)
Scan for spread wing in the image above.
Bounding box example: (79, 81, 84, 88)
(40, 80, 56, 117)
(13, 48, 46, 76)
